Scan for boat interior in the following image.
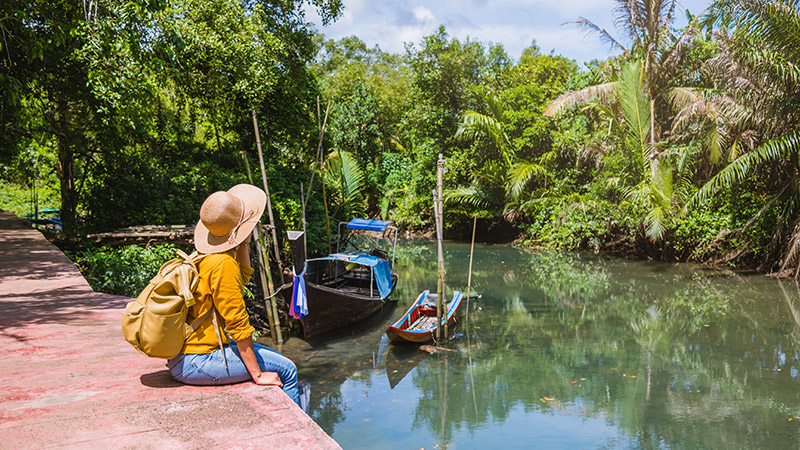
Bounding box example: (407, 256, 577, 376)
(306, 259, 385, 298)
(401, 294, 441, 330)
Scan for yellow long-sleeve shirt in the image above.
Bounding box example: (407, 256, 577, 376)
(182, 253, 255, 354)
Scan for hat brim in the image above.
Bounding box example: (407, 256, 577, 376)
(194, 184, 267, 254)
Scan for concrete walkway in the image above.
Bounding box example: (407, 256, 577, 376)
(0, 211, 340, 449)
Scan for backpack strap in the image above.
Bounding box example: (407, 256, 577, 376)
(186, 305, 229, 370)
(210, 310, 229, 370)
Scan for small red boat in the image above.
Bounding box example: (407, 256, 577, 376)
(385, 290, 463, 343)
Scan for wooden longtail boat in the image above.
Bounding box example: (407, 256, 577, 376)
(287, 219, 399, 338)
(297, 255, 398, 338)
(385, 290, 463, 343)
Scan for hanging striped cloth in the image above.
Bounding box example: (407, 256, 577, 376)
(289, 265, 308, 319)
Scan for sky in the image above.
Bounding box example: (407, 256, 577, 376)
(303, 0, 714, 64)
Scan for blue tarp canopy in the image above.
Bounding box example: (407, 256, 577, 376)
(317, 252, 393, 299)
(347, 218, 391, 232)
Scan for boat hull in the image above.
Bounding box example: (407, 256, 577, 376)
(297, 274, 398, 338)
(386, 290, 463, 343)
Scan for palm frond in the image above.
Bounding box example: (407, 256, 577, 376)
(444, 186, 492, 210)
(325, 150, 366, 216)
(661, 4, 711, 71)
(544, 82, 618, 117)
(667, 86, 703, 110)
(644, 205, 667, 241)
(484, 91, 507, 125)
(686, 129, 800, 210)
(506, 160, 547, 200)
(781, 216, 800, 274)
(616, 60, 652, 171)
(572, 17, 630, 54)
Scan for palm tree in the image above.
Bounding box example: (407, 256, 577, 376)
(449, 90, 547, 220)
(324, 150, 366, 219)
(689, 0, 800, 275)
(611, 60, 696, 239)
(544, 0, 709, 239)
(546, 0, 711, 159)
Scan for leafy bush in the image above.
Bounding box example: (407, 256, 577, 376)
(73, 244, 183, 297)
(0, 180, 60, 217)
(522, 196, 635, 251)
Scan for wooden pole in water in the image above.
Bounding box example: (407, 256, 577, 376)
(466, 215, 476, 314)
(466, 215, 478, 419)
(435, 154, 446, 342)
(318, 99, 333, 255)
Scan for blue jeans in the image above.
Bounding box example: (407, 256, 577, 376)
(167, 342, 300, 406)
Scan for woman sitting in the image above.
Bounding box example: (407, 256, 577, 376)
(167, 184, 299, 406)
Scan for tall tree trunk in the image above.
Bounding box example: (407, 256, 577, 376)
(650, 97, 658, 180)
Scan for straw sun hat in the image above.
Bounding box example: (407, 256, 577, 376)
(194, 184, 266, 254)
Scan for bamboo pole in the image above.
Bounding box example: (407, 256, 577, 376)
(300, 182, 307, 252)
(241, 150, 278, 344)
(251, 229, 279, 344)
(259, 229, 283, 345)
(321, 164, 332, 255)
(251, 111, 284, 344)
(435, 154, 446, 342)
(252, 110, 284, 282)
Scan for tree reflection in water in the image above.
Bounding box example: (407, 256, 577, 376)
(279, 241, 800, 449)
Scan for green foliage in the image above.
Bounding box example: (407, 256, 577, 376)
(74, 244, 182, 297)
(0, 180, 60, 217)
(7, 0, 800, 274)
(324, 150, 366, 220)
(523, 196, 635, 251)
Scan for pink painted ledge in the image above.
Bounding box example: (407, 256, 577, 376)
(0, 211, 340, 449)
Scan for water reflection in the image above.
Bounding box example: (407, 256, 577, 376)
(273, 241, 800, 449)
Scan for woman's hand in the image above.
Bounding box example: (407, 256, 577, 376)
(253, 371, 283, 387)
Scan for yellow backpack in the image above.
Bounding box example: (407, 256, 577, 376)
(121, 249, 225, 360)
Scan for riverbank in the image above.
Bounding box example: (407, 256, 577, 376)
(0, 210, 340, 449)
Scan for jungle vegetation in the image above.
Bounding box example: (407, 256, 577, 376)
(3, 0, 800, 277)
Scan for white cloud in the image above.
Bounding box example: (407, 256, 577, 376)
(412, 6, 436, 24)
(305, 0, 713, 63)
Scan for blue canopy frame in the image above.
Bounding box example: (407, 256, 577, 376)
(346, 218, 391, 231)
(336, 218, 398, 267)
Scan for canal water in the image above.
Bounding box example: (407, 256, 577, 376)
(273, 240, 800, 449)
